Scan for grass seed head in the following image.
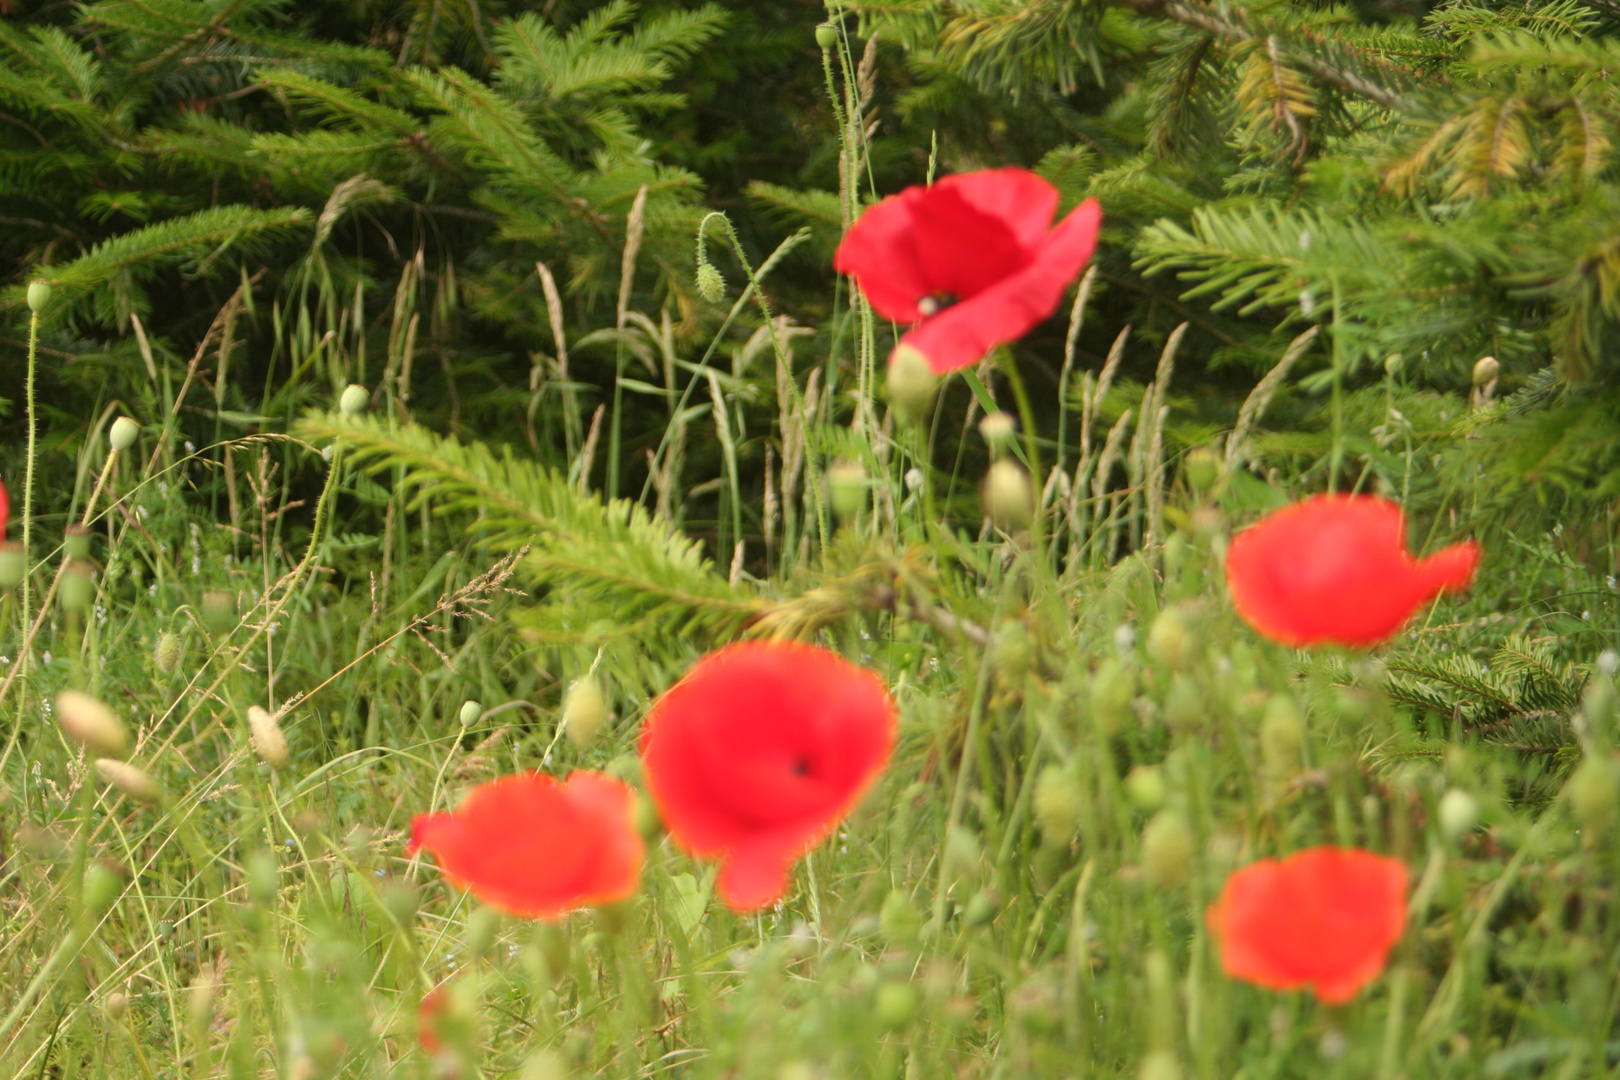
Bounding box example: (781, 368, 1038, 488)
(57, 690, 129, 758)
(247, 705, 290, 770)
(94, 759, 161, 804)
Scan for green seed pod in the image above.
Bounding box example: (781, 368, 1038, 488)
(1162, 674, 1202, 732)
(82, 861, 123, 913)
(1147, 608, 1193, 672)
(104, 991, 129, 1021)
(1437, 788, 1479, 841)
(1124, 765, 1168, 812)
(696, 262, 726, 302)
(1184, 447, 1221, 495)
(563, 677, 607, 750)
(982, 460, 1034, 531)
(1033, 765, 1083, 841)
(60, 560, 94, 613)
(458, 699, 482, 727)
(880, 888, 921, 945)
(63, 525, 92, 561)
(154, 631, 183, 674)
(95, 758, 162, 804)
(26, 280, 51, 313)
(874, 981, 918, 1030)
(1090, 659, 1136, 737)
(826, 460, 867, 521)
(58, 690, 129, 758)
(1569, 756, 1618, 835)
(0, 542, 24, 590)
(1141, 810, 1195, 887)
(961, 889, 996, 928)
(339, 383, 369, 416)
(814, 22, 838, 50)
(885, 344, 938, 422)
(108, 416, 139, 452)
(1383, 353, 1404, 377)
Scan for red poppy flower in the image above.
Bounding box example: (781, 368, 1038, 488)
(833, 168, 1102, 374)
(408, 771, 643, 919)
(639, 641, 897, 911)
(417, 985, 447, 1053)
(1225, 494, 1480, 648)
(0, 475, 9, 539)
(1208, 846, 1408, 1004)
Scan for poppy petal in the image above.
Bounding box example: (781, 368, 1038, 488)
(0, 476, 9, 541)
(907, 184, 1032, 302)
(940, 167, 1060, 249)
(716, 838, 798, 912)
(833, 196, 930, 322)
(902, 198, 1102, 373)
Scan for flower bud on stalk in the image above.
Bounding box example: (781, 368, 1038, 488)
(458, 700, 482, 727)
(1569, 756, 1618, 836)
(875, 981, 918, 1029)
(885, 345, 938, 422)
(108, 416, 139, 452)
(202, 589, 236, 633)
(247, 705, 290, 770)
(1184, 446, 1221, 495)
(1472, 356, 1500, 388)
(82, 861, 123, 913)
(95, 759, 162, 804)
(1147, 607, 1192, 671)
(64, 524, 92, 561)
(1141, 810, 1195, 887)
(814, 22, 838, 50)
(696, 262, 726, 303)
(57, 690, 129, 758)
(339, 383, 369, 416)
(26, 280, 51, 314)
(1124, 765, 1167, 811)
(982, 460, 1034, 531)
(1259, 694, 1304, 779)
(0, 542, 24, 591)
(563, 676, 607, 750)
(60, 559, 94, 613)
(978, 411, 1016, 451)
(826, 460, 867, 521)
(1090, 659, 1135, 737)
(104, 992, 130, 1021)
(1034, 765, 1083, 841)
(154, 631, 183, 674)
(1438, 788, 1479, 841)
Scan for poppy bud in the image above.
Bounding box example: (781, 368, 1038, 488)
(563, 676, 607, 750)
(0, 542, 24, 590)
(1139, 1050, 1182, 1080)
(982, 461, 1033, 531)
(64, 525, 92, 561)
(696, 262, 726, 303)
(465, 904, 501, 955)
(885, 345, 938, 421)
(880, 888, 922, 945)
(1146, 608, 1193, 671)
(1259, 694, 1304, 778)
(536, 921, 571, 980)
(95, 759, 162, 804)
(380, 878, 420, 924)
(978, 411, 1016, 449)
(1471, 356, 1499, 388)
(247, 705, 290, 770)
(991, 620, 1031, 681)
(814, 22, 838, 50)
(1163, 675, 1202, 732)
(104, 991, 129, 1021)
(961, 888, 996, 928)
(154, 631, 183, 674)
(1383, 353, 1404, 377)
(458, 700, 482, 727)
(27, 280, 51, 313)
(60, 559, 94, 613)
(57, 690, 129, 758)
(1184, 447, 1221, 495)
(1124, 765, 1167, 811)
(1141, 810, 1195, 887)
(339, 383, 369, 416)
(109, 416, 139, 452)
(1090, 659, 1135, 737)
(826, 460, 866, 520)
(635, 790, 663, 839)
(82, 860, 123, 913)
(1034, 765, 1083, 841)
(1569, 756, 1618, 835)
(874, 981, 918, 1029)
(202, 589, 236, 632)
(945, 826, 982, 876)
(1437, 788, 1479, 841)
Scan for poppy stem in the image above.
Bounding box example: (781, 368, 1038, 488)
(20, 310, 37, 663)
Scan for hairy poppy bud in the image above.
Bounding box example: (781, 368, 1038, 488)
(247, 705, 290, 770)
(458, 700, 482, 727)
(1184, 447, 1220, 494)
(1090, 659, 1135, 737)
(1383, 353, 1404, 377)
(339, 383, 369, 416)
(82, 860, 123, 912)
(64, 525, 92, 561)
(0, 542, 23, 591)
(57, 690, 129, 758)
(154, 631, 183, 674)
(60, 559, 94, 613)
(885, 345, 938, 421)
(814, 22, 838, 50)
(1034, 765, 1082, 841)
(563, 677, 607, 750)
(27, 280, 51, 313)
(109, 416, 139, 452)
(1124, 765, 1167, 811)
(978, 411, 1016, 448)
(1163, 675, 1202, 732)
(95, 759, 162, 804)
(104, 991, 129, 1021)
(1471, 356, 1499, 388)
(1569, 756, 1618, 835)
(982, 461, 1033, 531)
(696, 262, 726, 303)
(1437, 788, 1479, 841)
(1141, 810, 1195, 887)
(874, 981, 918, 1030)
(1147, 608, 1193, 671)
(827, 460, 866, 520)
